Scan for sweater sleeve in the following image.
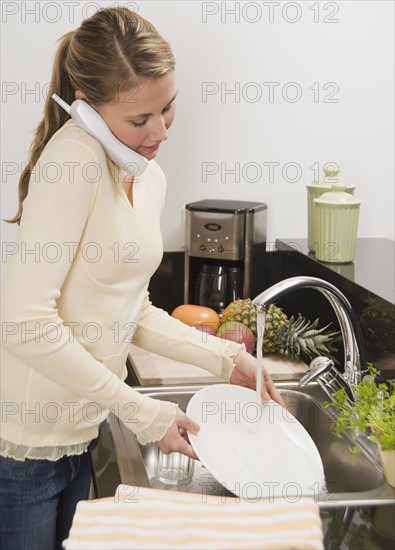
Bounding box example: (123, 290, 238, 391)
(134, 294, 245, 381)
(1, 139, 173, 438)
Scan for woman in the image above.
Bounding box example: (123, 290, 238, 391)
(0, 7, 284, 550)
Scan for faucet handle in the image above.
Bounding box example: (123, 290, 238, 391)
(299, 356, 334, 386)
(299, 356, 356, 401)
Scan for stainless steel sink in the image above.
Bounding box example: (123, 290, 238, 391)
(97, 382, 395, 507)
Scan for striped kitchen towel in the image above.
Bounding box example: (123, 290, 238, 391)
(64, 485, 324, 550)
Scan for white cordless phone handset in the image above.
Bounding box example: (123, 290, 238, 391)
(52, 94, 148, 177)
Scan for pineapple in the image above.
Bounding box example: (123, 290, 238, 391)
(220, 298, 341, 361)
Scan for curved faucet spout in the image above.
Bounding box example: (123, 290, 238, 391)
(252, 276, 367, 383)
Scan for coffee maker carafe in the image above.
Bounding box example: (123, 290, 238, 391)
(194, 263, 243, 313)
(184, 200, 268, 315)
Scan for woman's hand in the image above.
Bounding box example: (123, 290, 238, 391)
(230, 349, 286, 407)
(156, 408, 200, 459)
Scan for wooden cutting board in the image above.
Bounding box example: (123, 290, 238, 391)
(128, 344, 307, 386)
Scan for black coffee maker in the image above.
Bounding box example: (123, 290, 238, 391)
(184, 200, 268, 315)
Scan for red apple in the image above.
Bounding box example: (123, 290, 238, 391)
(216, 321, 255, 354)
(191, 321, 217, 336)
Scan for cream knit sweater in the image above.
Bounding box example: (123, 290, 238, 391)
(0, 120, 243, 460)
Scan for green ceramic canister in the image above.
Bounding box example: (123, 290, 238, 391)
(314, 182, 361, 264)
(306, 167, 355, 252)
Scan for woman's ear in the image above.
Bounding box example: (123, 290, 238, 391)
(75, 90, 87, 101)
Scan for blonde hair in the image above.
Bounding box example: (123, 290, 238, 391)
(6, 7, 175, 224)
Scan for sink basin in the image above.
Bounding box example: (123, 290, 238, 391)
(93, 382, 395, 507)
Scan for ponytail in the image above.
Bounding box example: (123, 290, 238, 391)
(4, 31, 74, 225)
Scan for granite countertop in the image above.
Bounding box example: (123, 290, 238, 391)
(275, 237, 394, 305)
(274, 237, 395, 377)
(319, 504, 394, 549)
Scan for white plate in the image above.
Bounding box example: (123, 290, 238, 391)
(187, 384, 326, 500)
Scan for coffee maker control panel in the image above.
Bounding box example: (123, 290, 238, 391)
(186, 211, 245, 260)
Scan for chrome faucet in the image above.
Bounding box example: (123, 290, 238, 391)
(253, 276, 369, 401)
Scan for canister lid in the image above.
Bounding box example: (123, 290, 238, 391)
(314, 183, 361, 206)
(307, 166, 356, 193)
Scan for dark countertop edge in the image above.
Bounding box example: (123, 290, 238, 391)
(275, 238, 394, 308)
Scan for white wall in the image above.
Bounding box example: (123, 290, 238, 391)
(1, 0, 394, 277)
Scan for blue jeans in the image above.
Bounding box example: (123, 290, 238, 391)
(0, 451, 92, 550)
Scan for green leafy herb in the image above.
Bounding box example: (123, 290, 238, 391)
(324, 364, 395, 452)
